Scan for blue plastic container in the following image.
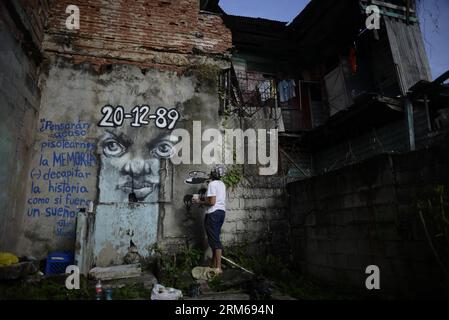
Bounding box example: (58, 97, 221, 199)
(45, 252, 74, 275)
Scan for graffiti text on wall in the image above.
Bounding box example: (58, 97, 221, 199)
(98, 105, 180, 129)
(26, 119, 96, 238)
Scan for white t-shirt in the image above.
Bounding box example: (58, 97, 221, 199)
(206, 180, 226, 213)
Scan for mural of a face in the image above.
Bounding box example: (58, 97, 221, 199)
(97, 126, 176, 203)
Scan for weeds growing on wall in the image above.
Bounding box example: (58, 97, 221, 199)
(416, 185, 449, 245)
(222, 165, 244, 188)
(415, 185, 449, 278)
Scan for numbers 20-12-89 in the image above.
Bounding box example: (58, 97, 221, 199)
(98, 105, 179, 129)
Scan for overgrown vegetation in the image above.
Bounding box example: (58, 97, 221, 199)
(0, 275, 154, 300)
(414, 184, 449, 282)
(221, 165, 244, 188)
(112, 283, 152, 300)
(184, 63, 220, 93)
(0, 275, 92, 300)
(416, 185, 449, 244)
(224, 246, 357, 300)
(150, 244, 202, 292)
(208, 276, 226, 292)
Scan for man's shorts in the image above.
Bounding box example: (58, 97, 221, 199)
(204, 210, 225, 250)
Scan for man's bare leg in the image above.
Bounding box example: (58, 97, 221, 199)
(211, 250, 216, 268)
(215, 249, 223, 273)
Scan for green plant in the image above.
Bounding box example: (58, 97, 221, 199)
(208, 276, 226, 292)
(223, 247, 354, 300)
(222, 165, 243, 188)
(0, 275, 93, 300)
(182, 246, 202, 270)
(184, 64, 220, 93)
(416, 185, 449, 244)
(150, 244, 202, 289)
(113, 283, 151, 300)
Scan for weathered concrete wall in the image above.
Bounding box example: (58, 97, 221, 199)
(17, 57, 228, 264)
(0, 1, 49, 252)
(0, 0, 234, 265)
(288, 146, 449, 297)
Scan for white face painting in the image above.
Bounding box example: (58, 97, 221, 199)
(97, 126, 178, 203)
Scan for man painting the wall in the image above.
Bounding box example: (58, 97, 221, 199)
(193, 165, 227, 274)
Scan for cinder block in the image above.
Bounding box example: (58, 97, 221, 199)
(238, 198, 245, 209)
(221, 221, 236, 234)
(304, 213, 316, 226)
(337, 225, 362, 241)
(236, 220, 246, 232)
(315, 239, 331, 253)
(269, 220, 288, 233)
(352, 207, 374, 224)
(254, 209, 267, 221)
(335, 239, 358, 255)
(345, 254, 374, 271)
(224, 210, 237, 222)
(329, 254, 348, 269)
(374, 205, 398, 222)
(227, 198, 240, 210)
(221, 232, 236, 245)
(373, 225, 402, 241)
(310, 253, 329, 266)
(307, 264, 337, 283)
(401, 241, 433, 260)
(384, 241, 403, 258)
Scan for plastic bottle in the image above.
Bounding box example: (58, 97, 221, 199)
(95, 280, 103, 300)
(105, 288, 113, 300)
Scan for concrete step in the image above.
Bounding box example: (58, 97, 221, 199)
(89, 264, 142, 281)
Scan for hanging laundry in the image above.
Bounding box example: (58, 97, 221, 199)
(278, 79, 296, 102)
(258, 80, 272, 102)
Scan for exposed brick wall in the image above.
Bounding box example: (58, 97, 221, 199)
(18, 0, 51, 49)
(43, 0, 232, 69)
(287, 146, 449, 298)
(2, 0, 50, 60)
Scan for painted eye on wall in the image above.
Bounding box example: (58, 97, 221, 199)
(102, 139, 125, 157)
(153, 141, 174, 158)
